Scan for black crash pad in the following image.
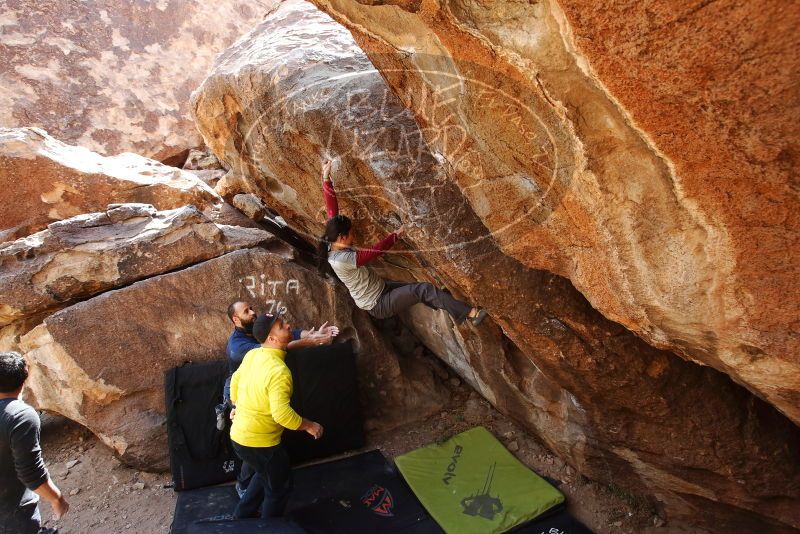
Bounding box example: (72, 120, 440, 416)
(172, 450, 432, 534)
(286, 449, 433, 533)
(165, 360, 241, 491)
(282, 341, 364, 464)
(511, 507, 594, 534)
(166, 341, 364, 492)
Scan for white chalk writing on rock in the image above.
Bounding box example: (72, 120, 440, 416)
(239, 276, 301, 315)
(239, 276, 301, 298)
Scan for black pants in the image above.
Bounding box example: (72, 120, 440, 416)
(368, 281, 472, 322)
(232, 442, 292, 519)
(238, 461, 254, 489)
(0, 501, 40, 534)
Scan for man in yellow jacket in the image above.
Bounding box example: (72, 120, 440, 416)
(229, 313, 323, 519)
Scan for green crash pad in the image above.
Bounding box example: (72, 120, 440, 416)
(395, 427, 565, 534)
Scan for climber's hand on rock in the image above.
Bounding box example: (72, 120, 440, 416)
(322, 158, 333, 181)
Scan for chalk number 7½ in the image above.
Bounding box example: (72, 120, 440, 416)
(239, 275, 301, 315)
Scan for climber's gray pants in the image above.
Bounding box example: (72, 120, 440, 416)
(368, 281, 471, 323)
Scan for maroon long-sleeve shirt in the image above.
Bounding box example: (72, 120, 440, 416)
(323, 179, 398, 266)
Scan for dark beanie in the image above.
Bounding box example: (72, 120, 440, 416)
(252, 314, 278, 344)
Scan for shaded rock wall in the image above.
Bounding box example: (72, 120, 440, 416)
(190, 2, 800, 531)
(305, 0, 800, 426)
(19, 248, 446, 470)
(0, 0, 278, 160)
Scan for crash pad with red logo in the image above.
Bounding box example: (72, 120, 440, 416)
(287, 449, 433, 533)
(173, 450, 437, 534)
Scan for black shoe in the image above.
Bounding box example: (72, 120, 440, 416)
(470, 309, 488, 326)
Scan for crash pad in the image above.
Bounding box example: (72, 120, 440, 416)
(172, 450, 433, 534)
(395, 427, 565, 534)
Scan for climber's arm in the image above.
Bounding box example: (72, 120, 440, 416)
(355, 227, 404, 266)
(322, 160, 338, 218)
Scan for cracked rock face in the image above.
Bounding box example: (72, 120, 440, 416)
(0, 203, 272, 327)
(302, 0, 800, 428)
(0, 0, 278, 160)
(191, 2, 800, 531)
(0, 128, 222, 242)
(19, 248, 445, 470)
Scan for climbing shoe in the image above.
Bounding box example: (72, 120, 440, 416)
(470, 309, 488, 326)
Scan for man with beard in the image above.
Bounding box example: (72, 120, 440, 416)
(223, 301, 338, 496)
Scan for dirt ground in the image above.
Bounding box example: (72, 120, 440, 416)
(37, 372, 708, 534)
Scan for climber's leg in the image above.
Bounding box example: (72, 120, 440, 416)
(369, 281, 472, 322)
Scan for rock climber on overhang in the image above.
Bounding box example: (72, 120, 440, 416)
(317, 156, 488, 326)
